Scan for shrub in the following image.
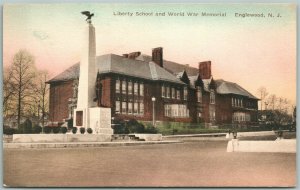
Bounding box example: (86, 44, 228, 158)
(21, 119, 32, 134)
(144, 124, 158, 134)
(80, 127, 85, 134)
(52, 127, 60, 134)
(87, 128, 93, 134)
(32, 125, 42, 134)
(44, 126, 52, 134)
(61, 127, 68, 134)
(67, 118, 73, 129)
(127, 119, 145, 133)
(72, 127, 78, 134)
(3, 128, 17, 135)
(112, 118, 131, 134)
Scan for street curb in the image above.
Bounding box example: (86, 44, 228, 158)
(3, 140, 182, 149)
(163, 133, 227, 138)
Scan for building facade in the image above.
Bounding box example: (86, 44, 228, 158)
(47, 47, 259, 127)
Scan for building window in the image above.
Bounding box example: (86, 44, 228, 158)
(209, 107, 216, 121)
(134, 82, 138, 95)
(139, 83, 144, 96)
(233, 112, 250, 122)
(166, 86, 170, 98)
(128, 102, 133, 114)
(121, 102, 127, 114)
(122, 80, 126, 94)
(115, 101, 120, 114)
(128, 81, 132, 95)
(176, 89, 180, 99)
(162, 85, 165, 97)
(241, 99, 243, 107)
(172, 88, 175, 99)
(139, 101, 144, 115)
(116, 79, 120, 93)
(133, 102, 138, 114)
(232, 98, 234, 106)
(183, 87, 188, 100)
(164, 104, 189, 118)
(197, 87, 202, 102)
(210, 91, 215, 104)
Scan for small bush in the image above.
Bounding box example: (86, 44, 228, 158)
(67, 118, 73, 129)
(87, 128, 93, 134)
(61, 127, 68, 134)
(3, 128, 17, 135)
(32, 125, 42, 134)
(44, 126, 52, 134)
(21, 119, 33, 134)
(112, 118, 127, 134)
(80, 127, 85, 134)
(127, 119, 145, 133)
(72, 127, 78, 134)
(144, 124, 158, 134)
(52, 127, 60, 134)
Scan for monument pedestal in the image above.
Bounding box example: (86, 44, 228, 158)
(73, 107, 113, 135)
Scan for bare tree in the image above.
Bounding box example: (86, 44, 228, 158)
(9, 50, 37, 128)
(34, 70, 50, 127)
(3, 67, 16, 117)
(257, 87, 269, 111)
(267, 94, 277, 111)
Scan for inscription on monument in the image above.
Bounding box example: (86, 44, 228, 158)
(76, 111, 83, 126)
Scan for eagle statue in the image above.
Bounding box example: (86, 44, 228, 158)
(81, 11, 94, 23)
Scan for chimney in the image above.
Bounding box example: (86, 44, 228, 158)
(199, 61, 212, 79)
(128, 52, 141, 59)
(152, 47, 163, 67)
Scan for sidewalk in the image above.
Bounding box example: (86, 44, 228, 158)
(163, 133, 227, 138)
(3, 140, 182, 149)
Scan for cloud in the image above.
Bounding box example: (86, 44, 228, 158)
(32, 30, 49, 40)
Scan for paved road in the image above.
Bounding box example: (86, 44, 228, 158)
(3, 141, 296, 187)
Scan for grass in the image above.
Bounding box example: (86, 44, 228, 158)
(156, 122, 229, 135)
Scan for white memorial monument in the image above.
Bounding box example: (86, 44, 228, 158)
(73, 11, 113, 135)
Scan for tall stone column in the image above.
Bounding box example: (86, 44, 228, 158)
(73, 23, 97, 130)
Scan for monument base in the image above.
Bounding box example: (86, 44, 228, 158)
(12, 134, 112, 143)
(73, 107, 113, 135)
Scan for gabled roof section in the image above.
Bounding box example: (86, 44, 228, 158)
(176, 70, 190, 84)
(47, 63, 80, 83)
(188, 74, 204, 89)
(48, 54, 184, 85)
(136, 54, 199, 76)
(202, 77, 213, 92)
(215, 79, 258, 99)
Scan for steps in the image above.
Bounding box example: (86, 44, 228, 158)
(112, 134, 145, 142)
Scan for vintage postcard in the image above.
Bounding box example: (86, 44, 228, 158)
(3, 3, 296, 187)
